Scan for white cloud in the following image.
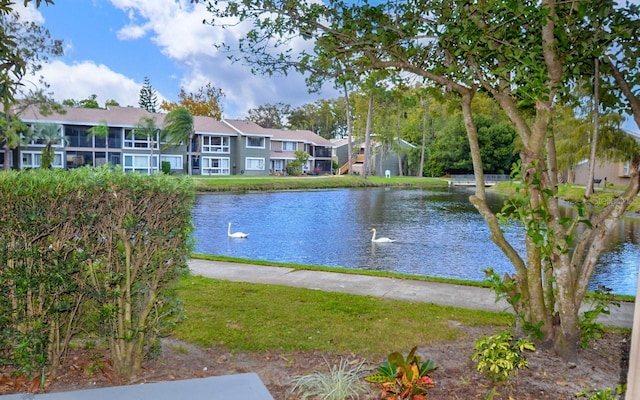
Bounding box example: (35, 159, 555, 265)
(116, 23, 148, 40)
(110, 1, 225, 59)
(105, 0, 332, 117)
(12, 2, 44, 24)
(36, 60, 166, 107)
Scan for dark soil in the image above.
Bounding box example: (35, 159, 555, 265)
(0, 325, 630, 399)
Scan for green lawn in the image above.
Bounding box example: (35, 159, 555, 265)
(172, 275, 513, 358)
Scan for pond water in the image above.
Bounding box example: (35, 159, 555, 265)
(192, 187, 640, 296)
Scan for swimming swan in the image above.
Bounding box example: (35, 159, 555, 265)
(228, 222, 249, 238)
(370, 228, 395, 243)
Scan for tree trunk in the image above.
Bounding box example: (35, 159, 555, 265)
(187, 133, 193, 176)
(419, 98, 428, 177)
(4, 142, 12, 170)
(585, 58, 600, 198)
(362, 92, 373, 179)
(396, 112, 403, 177)
(397, 149, 402, 177)
(4, 111, 12, 170)
(343, 83, 354, 176)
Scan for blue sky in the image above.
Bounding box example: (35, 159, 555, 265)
(26, 0, 334, 118)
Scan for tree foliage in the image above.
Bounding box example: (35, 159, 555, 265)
(138, 76, 158, 113)
(1, 3, 63, 169)
(0, 0, 59, 109)
(63, 94, 101, 109)
(288, 98, 347, 139)
(163, 107, 194, 175)
(160, 82, 224, 118)
(246, 102, 291, 128)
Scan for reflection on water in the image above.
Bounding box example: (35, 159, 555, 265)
(192, 187, 639, 296)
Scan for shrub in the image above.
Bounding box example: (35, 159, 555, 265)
(365, 346, 436, 399)
(580, 286, 620, 349)
(472, 330, 535, 384)
(576, 384, 626, 399)
(161, 160, 171, 174)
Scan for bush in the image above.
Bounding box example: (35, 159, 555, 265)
(285, 160, 302, 175)
(161, 161, 171, 174)
(472, 330, 535, 384)
(0, 167, 194, 381)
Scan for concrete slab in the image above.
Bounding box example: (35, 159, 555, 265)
(0, 374, 273, 400)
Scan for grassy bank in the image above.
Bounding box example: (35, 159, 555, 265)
(193, 175, 449, 192)
(173, 275, 513, 357)
(492, 181, 640, 214)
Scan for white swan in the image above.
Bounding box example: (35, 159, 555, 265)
(228, 222, 249, 238)
(371, 228, 395, 243)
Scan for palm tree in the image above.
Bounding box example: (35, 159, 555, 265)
(133, 117, 159, 174)
(32, 122, 65, 169)
(88, 121, 110, 167)
(163, 107, 194, 175)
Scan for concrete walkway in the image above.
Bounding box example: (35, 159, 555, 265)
(0, 374, 273, 400)
(189, 259, 636, 329)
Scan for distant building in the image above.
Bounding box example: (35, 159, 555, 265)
(572, 130, 640, 187)
(5, 105, 333, 176)
(331, 137, 415, 176)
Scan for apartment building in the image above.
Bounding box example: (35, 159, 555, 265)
(5, 105, 333, 176)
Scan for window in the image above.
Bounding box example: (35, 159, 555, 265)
(282, 141, 297, 151)
(160, 155, 183, 170)
(245, 157, 265, 171)
(123, 154, 158, 174)
(246, 136, 265, 148)
(123, 129, 159, 149)
(66, 151, 92, 168)
(21, 151, 63, 168)
(622, 161, 630, 177)
(202, 136, 230, 153)
(202, 157, 230, 175)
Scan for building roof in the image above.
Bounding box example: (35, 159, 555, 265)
(330, 138, 352, 147)
(223, 119, 274, 136)
(267, 128, 333, 146)
(17, 105, 160, 127)
(193, 116, 237, 135)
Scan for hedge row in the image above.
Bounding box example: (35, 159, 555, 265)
(0, 167, 194, 382)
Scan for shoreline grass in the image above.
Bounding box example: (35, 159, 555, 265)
(193, 175, 450, 192)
